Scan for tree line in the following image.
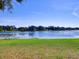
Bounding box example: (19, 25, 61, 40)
(0, 25, 79, 32)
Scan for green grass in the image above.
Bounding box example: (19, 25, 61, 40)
(0, 38, 79, 46)
(0, 38, 79, 59)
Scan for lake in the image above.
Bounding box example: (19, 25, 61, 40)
(0, 30, 79, 39)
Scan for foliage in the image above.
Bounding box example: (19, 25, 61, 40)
(0, 26, 3, 31)
(0, 25, 79, 31)
(0, 0, 23, 11)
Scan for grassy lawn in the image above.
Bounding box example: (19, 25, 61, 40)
(0, 38, 79, 59)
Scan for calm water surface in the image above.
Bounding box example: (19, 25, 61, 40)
(0, 31, 79, 39)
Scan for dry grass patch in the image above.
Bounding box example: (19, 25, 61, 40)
(0, 45, 78, 59)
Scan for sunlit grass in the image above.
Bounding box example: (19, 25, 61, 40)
(0, 38, 79, 59)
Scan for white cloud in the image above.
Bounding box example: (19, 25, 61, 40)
(72, 8, 79, 17)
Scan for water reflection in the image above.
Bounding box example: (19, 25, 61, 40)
(0, 34, 16, 39)
(18, 32, 27, 35)
(0, 31, 79, 39)
(28, 32, 35, 38)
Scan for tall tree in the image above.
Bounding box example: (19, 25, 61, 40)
(0, 0, 23, 11)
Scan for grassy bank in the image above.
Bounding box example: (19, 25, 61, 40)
(0, 38, 79, 59)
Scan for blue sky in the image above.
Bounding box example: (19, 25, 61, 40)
(0, 0, 79, 27)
